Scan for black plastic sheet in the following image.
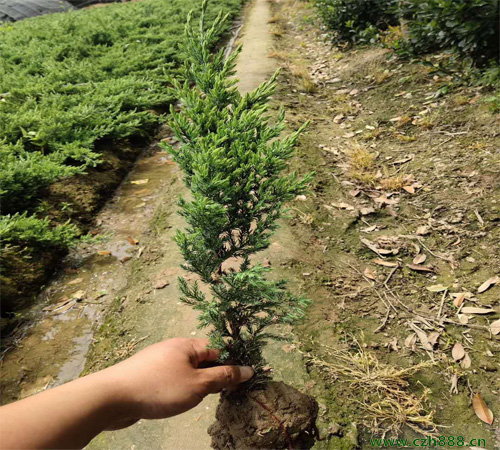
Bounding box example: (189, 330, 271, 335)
(0, 0, 75, 22)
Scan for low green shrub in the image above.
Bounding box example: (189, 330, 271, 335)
(314, 0, 398, 43)
(0, 213, 79, 249)
(398, 0, 499, 65)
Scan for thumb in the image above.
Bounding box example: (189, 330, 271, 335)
(200, 365, 254, 394)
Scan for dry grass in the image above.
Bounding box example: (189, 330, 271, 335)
(380, 174, 408, 191)
(374, 69, 392, 85)
(267, 13, 280, 23)
(290, 65, 317, 93)
(346, 143, 378, 186)
(304, 339, 437, 436)
(416, 112, 440, 130)
(268, 50, 290, 61)
(270, 25, 284, 38)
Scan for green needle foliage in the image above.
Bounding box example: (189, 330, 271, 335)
(162, 1, 313, 380)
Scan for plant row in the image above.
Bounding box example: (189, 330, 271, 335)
(314, 0, 499, 68)
(0, 0, 242, 252)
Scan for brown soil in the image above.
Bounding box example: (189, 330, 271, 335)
(208, 381, 318, 450)
(1, 138, 151, 318)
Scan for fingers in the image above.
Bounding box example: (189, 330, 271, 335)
(188, 338, 221, 365)
(200, 365, 254, 394)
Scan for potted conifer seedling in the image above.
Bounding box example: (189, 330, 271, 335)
(163, 2, 318, 448)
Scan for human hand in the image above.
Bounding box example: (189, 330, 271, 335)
(101, 337, 254, 428)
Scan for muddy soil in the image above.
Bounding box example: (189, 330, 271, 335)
(1, 0, 499, 449)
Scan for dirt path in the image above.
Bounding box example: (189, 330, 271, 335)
(2, 1, 312, 449)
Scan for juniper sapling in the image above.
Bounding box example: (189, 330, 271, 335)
(162, 0, 313, 380)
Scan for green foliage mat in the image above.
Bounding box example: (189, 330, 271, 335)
(0, 0, 242, 248)
(0, 0, 243, 311)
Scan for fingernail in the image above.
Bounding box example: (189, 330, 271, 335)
(240, 366, 254, 382)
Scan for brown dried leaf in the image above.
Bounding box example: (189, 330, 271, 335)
(460, 307, 495, 315)
(450, 373, 459, 395)
(477, 275, 500, 294)
(360, 207, 376, 216)
(407, 264, 434, 273)
(97, 250, 111, 256)
(416, 225, 430, 236)
(372, 258, 398, 268)
(412, 253, 426, 265)
(120, 256, 132, 263)
(452, 292, 467, 308)
(71, 290, 85, 300)
(457, 314, 469, 324)
(43, 297, 72, 312)
(452, 342, 465, 361)
(472, 393, 494, 425)
(490, 318, 500, 336)
(331, 202, 355, 210)
(404, 333, 417, 349)
(127, 236, 139, 246)
(52, 299, 77, 315)
(154, 279, 170, 290)
(427, 331, 441, 347)
(402, 185, 415, 194)
(131, 179, 149, 185)
(426, 284, 447, 292)
(460, 352, 471, 369)
(364, 267, 377, 280)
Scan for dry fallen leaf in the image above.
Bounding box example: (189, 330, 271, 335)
(331, 202, 355, 210)
(402, 185, 415, 194)
(452, 342, 465, 361)
(477, 275, 500, 294)
(472, 393, 494, 425)
(71, 290, 85, 300)
(97, 250, 111, 256)
(460, 307, 495, 315)
(427, 331, 440, 347)
(131, 179, 149, 185)
(450, 373, 459, 394)
(416, 225, 430, 236)
(426, 284, 447, 292)
(408, 323, 433, 352)
(457, 314, 469, 324)
(490, 318, 500, 336)
(404, 333, 417, 349)
(52, 299, 77, 315)
(452, 292, 467, 308)
(43, 297, 72, 312)
(154, 279, 170, 290)
(407, 264, 434, 273)
(360, 207, 376, 216)
(460, 352, 471, 369)
(373, 258, 398, 268)
(412, 253, 427, 265)
(120, 256, 132, 263)
(127, 236, 139, 246)
(364, 267, 377, 281)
